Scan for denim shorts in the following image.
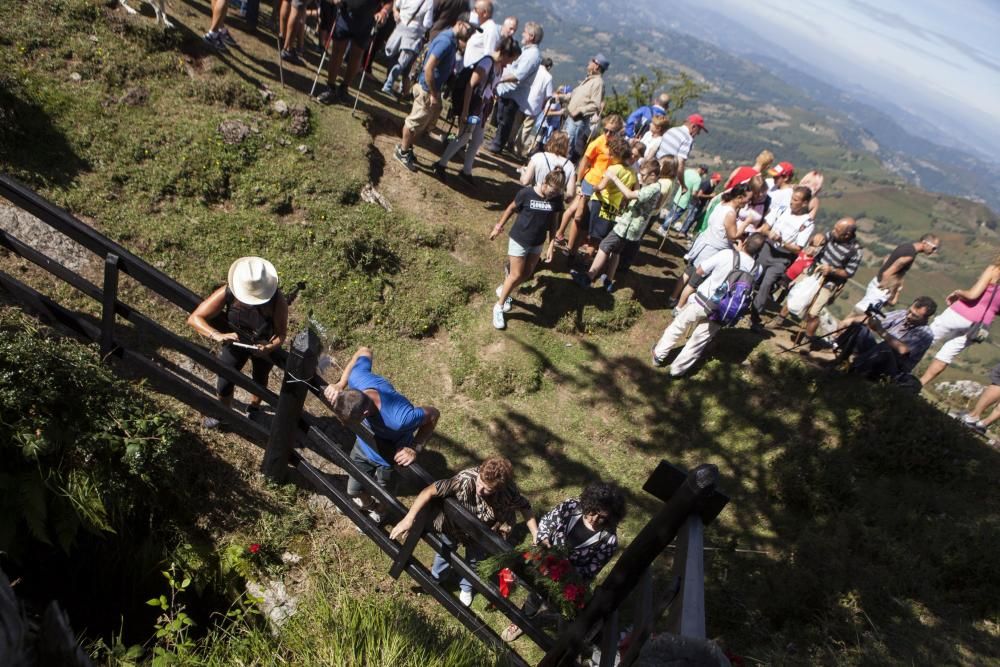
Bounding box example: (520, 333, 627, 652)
(508, 237, 544, 257)
(579, 180, 595, 198)
(345, 441, 394, 497)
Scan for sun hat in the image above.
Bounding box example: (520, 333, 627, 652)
(227, 257, 278, 305)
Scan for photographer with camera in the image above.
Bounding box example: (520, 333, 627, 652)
(832, 296, 936, 388)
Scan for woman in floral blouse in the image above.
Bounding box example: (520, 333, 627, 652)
(501, 481, 626, 642)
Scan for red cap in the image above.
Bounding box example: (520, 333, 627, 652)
(770, 161, 795, 177)
(687, 113, 708, 132)
(710, 172, 722, 182)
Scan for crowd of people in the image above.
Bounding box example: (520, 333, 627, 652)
(185, 0, 1000, 636)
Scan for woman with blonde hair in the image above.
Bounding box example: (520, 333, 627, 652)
(920, 255, 1000, 386)
(724, 149, 775, 189)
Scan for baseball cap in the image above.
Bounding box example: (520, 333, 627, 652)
(592, 54, 610, 72)
(687, 113, 708, 132)
(710, 172, 722, 181)
(770, 161, 795, 177)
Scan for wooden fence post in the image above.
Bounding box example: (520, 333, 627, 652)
(261, 329, 320, 481)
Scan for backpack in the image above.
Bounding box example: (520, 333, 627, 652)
(705, 251, 758, 326)
(447, 56, 494, 120)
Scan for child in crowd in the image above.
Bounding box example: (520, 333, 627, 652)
(489, 169, 568, 330)
(585, 134, 635, 251)
(572, 159, 662, 292)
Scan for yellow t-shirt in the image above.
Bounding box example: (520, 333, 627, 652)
(591, 164, 637, 220)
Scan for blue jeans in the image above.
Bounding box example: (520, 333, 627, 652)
(564, 116, 591, 163)
(678, 205, 701, 235)
(431, 541, 485, 594)
(383, 49, 417, 93)
(660, 202, 686, 231)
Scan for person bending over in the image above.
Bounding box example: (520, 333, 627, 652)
(391, 456, 537, 607)
(323, 346, 440, 524)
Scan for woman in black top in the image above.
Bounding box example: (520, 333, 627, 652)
(488, 169, 566, 330)
(187, 257, 288, 428)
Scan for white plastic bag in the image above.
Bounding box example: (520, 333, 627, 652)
(786, 273, 823, 317)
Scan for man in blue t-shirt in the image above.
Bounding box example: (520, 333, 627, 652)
(394, 18, 472, 171)
(324, 347, 440, 523)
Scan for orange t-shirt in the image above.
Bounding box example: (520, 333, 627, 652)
(582, 134, 611, 186)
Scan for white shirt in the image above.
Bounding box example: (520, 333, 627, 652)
(463, 18, 500, 68)
(764, 185, 793, 225)
(769, 209, 814, 249)
(526, 151, 577, 192)
(655, 125, 694, 161)
(696, 249, 758, 302)
(525, 66, 553, 117)
(703, 203, 737, 252)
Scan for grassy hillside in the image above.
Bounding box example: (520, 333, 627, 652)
(2, 1, 999, 665)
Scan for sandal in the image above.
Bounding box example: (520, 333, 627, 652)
(501, 623, 524, 642)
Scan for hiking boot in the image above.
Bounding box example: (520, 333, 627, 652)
(203, 32, 227, 51)
(749, 321, 767, 335)
(457, 171, 476, 186)
(394, 146, 417, 172)
(492, 303, 506, 330)
(495, 286, 512, 312)
(280, 48, 303, 65)
(433, 163, 447, 180)
(218, 26, 238, 47)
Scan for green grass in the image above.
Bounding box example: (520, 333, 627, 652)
(3, 2, 1000, 665)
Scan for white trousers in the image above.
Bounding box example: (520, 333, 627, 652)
(854, 276, 891, 313)
(928, 306, 974, 364)
(437, 122, 486, 175)
(652, 301, 720, 377)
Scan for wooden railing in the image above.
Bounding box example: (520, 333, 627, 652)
(0, 174, 728, 666)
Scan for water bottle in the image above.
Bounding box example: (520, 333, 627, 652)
(467, 115, 481, 127)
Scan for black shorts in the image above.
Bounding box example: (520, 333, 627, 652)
(598, 231, 627, 255)
(990, 363, 1000, 386)
(216, 342, 276, 398)
(587, 200, 612, 240)
(333, 5, 375, 44)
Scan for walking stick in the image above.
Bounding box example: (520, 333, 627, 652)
(276, 34, 285, 88)
(309, 30, 335, 97)
(351, 25, 380, 118)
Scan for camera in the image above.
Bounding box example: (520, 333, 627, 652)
(865, 300, 885, 318)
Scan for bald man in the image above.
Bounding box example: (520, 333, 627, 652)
(800, 218, 864, 345)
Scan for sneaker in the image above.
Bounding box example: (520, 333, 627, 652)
(394, 146, 417, 172)
(459, 590, 474, 607)
(603, 276, 615, 293)
(492, 303, 506, 330)
(315, 88, 335, 105)
(651, 345, 665, 368)
(495, 286, 512, 312)
(665, 296, 678, 309)
(570, 269, 590, 287)
(280, 49, 303, 65)
(203, 415, 222, 429)
(218, 27, 238, 47)
(653, 225, 668, 238)
(750, 321, 767, 335)
(203, 32, 227, 51)
(433, 163, 447, 180)
(246, 404, 262, 419)
(352, 497, 383, 525)
(457, 171, 476, 186)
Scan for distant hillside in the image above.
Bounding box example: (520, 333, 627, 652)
(505, 0, 1000, 215)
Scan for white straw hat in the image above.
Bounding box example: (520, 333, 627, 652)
(227, 257, 278, 305)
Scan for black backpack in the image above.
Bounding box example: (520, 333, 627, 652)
(447, 55, 494, 120)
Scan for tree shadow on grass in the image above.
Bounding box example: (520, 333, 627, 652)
(0, 76, 87, 188)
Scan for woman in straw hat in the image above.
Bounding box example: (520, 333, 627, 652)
(187, 257, 288, 429)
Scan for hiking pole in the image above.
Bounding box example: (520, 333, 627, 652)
(523, 96, 554, 164)
(309, 29, 335, 97)
(779, 308, 877, 356)
(276, 34, 285, 88)
(351, 25, 379, 118)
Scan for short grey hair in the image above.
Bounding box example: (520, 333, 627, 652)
(524, 21, 543, 44)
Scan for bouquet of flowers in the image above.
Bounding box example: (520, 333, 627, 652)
(477, 543, 591, 617)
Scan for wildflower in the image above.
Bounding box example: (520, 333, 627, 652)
(249, 543, 261, 554)
(498, 568, 516, 598)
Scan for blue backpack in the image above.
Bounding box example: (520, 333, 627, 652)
(706, 251, 758, 326)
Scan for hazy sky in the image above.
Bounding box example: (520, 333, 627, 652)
(680, 0, 1000, 158)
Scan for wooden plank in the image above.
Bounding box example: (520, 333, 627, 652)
(663, 515, 706, 638)
(599, 610, 619, 667)
(388, 503, 428, 579)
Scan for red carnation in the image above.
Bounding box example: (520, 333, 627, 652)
(548, 558, 571, 582)
(498, 568, 516, 598)
(562, 583, 586, 607)
(249, 543, 261, 554)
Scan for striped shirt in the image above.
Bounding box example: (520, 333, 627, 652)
(815, 234, 862, 289)
(654, 125, 694, 161)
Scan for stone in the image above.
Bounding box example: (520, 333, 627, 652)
(218, 119, 251, 145)
(272, 99, 289, 116)
(296, 144, 310, 155)
(120, 86, 148, 106)
(288, 104, 311, 137)
(68, 72, 82, 82)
